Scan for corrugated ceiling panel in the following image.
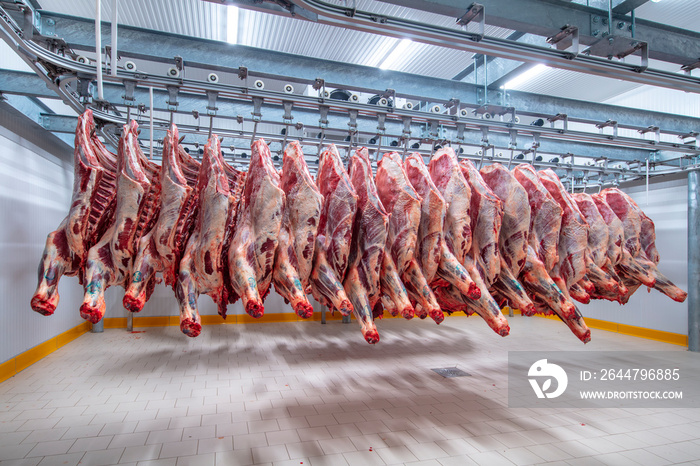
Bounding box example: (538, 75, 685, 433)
(633, 0, 700, 31)
(604, 85, 700, 118)
(38, 0, 226, 41)
(508, 67, 643, 103)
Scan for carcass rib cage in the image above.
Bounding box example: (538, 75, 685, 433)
(31, 110, 687, 344)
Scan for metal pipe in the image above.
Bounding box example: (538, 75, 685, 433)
(688, 169, 700, 352)
(94, 0, 103, 100)
(127, 312, 133, 332)
(608, 0, 613, 37)
(92, 319, 104, 333)
(149, 86, 154, 159)
(290, 0, 700, 94)
(110, 0, 117, 77)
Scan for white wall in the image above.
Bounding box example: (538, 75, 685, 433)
(0, 117, 86, 364)
(579, 177, 689, 335)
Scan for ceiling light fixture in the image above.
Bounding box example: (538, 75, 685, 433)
(501, 63, 549, 90)
(379, 39, 412, 70)
(227, 5, 239, 44)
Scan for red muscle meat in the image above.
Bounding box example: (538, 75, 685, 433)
(272, 141, 323, 319)
(309, 145, 357, 316)
(228, 140, 285, 318)
(343, 147, 388, 343)
(429, 149, 509, 335)
(80, 120, 161, 324)
(480, 164, 535, 315)
(124, 124, 201, 313)
(376, 152, 443, 324)
(31, 110, 117, 316)
(175, 136, 245, 335)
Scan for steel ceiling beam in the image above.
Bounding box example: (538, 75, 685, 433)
(612, 0, 651, 15)
(35, 109, 658, 163)
(372, 0, 700, 66)
(0, 68, 59, 98)
(35, 14, 700, 136)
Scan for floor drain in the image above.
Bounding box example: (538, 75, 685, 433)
(431, 367, 471, 378)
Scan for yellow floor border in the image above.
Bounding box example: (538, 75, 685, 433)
(530, 312, 687, 346)
(0, 321, 91, 384)
(1, 311, 687, 384)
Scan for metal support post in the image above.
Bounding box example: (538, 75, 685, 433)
(94, 0, 104, 100)
(110, 0, 117, 77)
(92, 319, 104, 333)
(688, 170, 700, 352)
(127, 312, 133, 332)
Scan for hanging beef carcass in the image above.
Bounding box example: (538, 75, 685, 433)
(573, 192, 627, 302)
(80, 121, 161, 324)
(175, 136, 246, 335)
(376, 151, 444, 324)
(601, 188, 687, 303)
(460, 160, 503, 287)
(32, 110, 687, 345)
(537, 169, 589, 299)
(479, 164, 535, 315)
(404, 153, 481, 303)
(343, 147, 388, 343)
(513, 165, 590, 343)
(309, 145, 357, 316)
(272, 141, 323, 319)
(227, 140, 285, 318)
(428, 148, 509, 335)
(123, 125, 201, 313)
(31, 110, 117, 316)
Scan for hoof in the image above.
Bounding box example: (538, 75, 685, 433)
(31, 297, 56, 316)
(468, 283, 481, 300)
(429, 309, 444, 324)
(338, 300, 353, 317)
(295, 302, 314, 319)
(363, 329, 380, 344)
(580, 330, 592, 344)
(180, 319, 202, 337)
(521, 304, 536, 317)
(122, 295, 144, 313)
(79, 304, 103, 324)
(245, 301, 264, 319)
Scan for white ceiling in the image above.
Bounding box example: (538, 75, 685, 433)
(18, 0, 700, 117)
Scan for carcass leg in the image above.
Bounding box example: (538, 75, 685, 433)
(229, 244, 265, 318)
(80, 244, 113, 324)
(174, 242, 202, 337)
(641, 259, 688, 302)
(617, 250, 656, 287)
(491, 261, 535, 316)
(402, 260, 444, 324)
(344, 266, 380, 344)
(379, 252, 414, 320)
(520, 248, 576, 320)
(123, 234, 160, 313)
(380, 293, 397, 317)
(436, 245, 481, 300)
(31, 226, 74, 316)
(309, 242, 353, 316)
(273, 242, 314, 319)
(462, 262, 511, 336)
(569, 282, 591, 304)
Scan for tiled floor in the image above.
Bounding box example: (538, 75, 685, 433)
(1, 315, 699, 466)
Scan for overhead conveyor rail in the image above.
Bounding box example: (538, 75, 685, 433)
(0, 0, 699, 191)
(205, 0, 700, 94)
